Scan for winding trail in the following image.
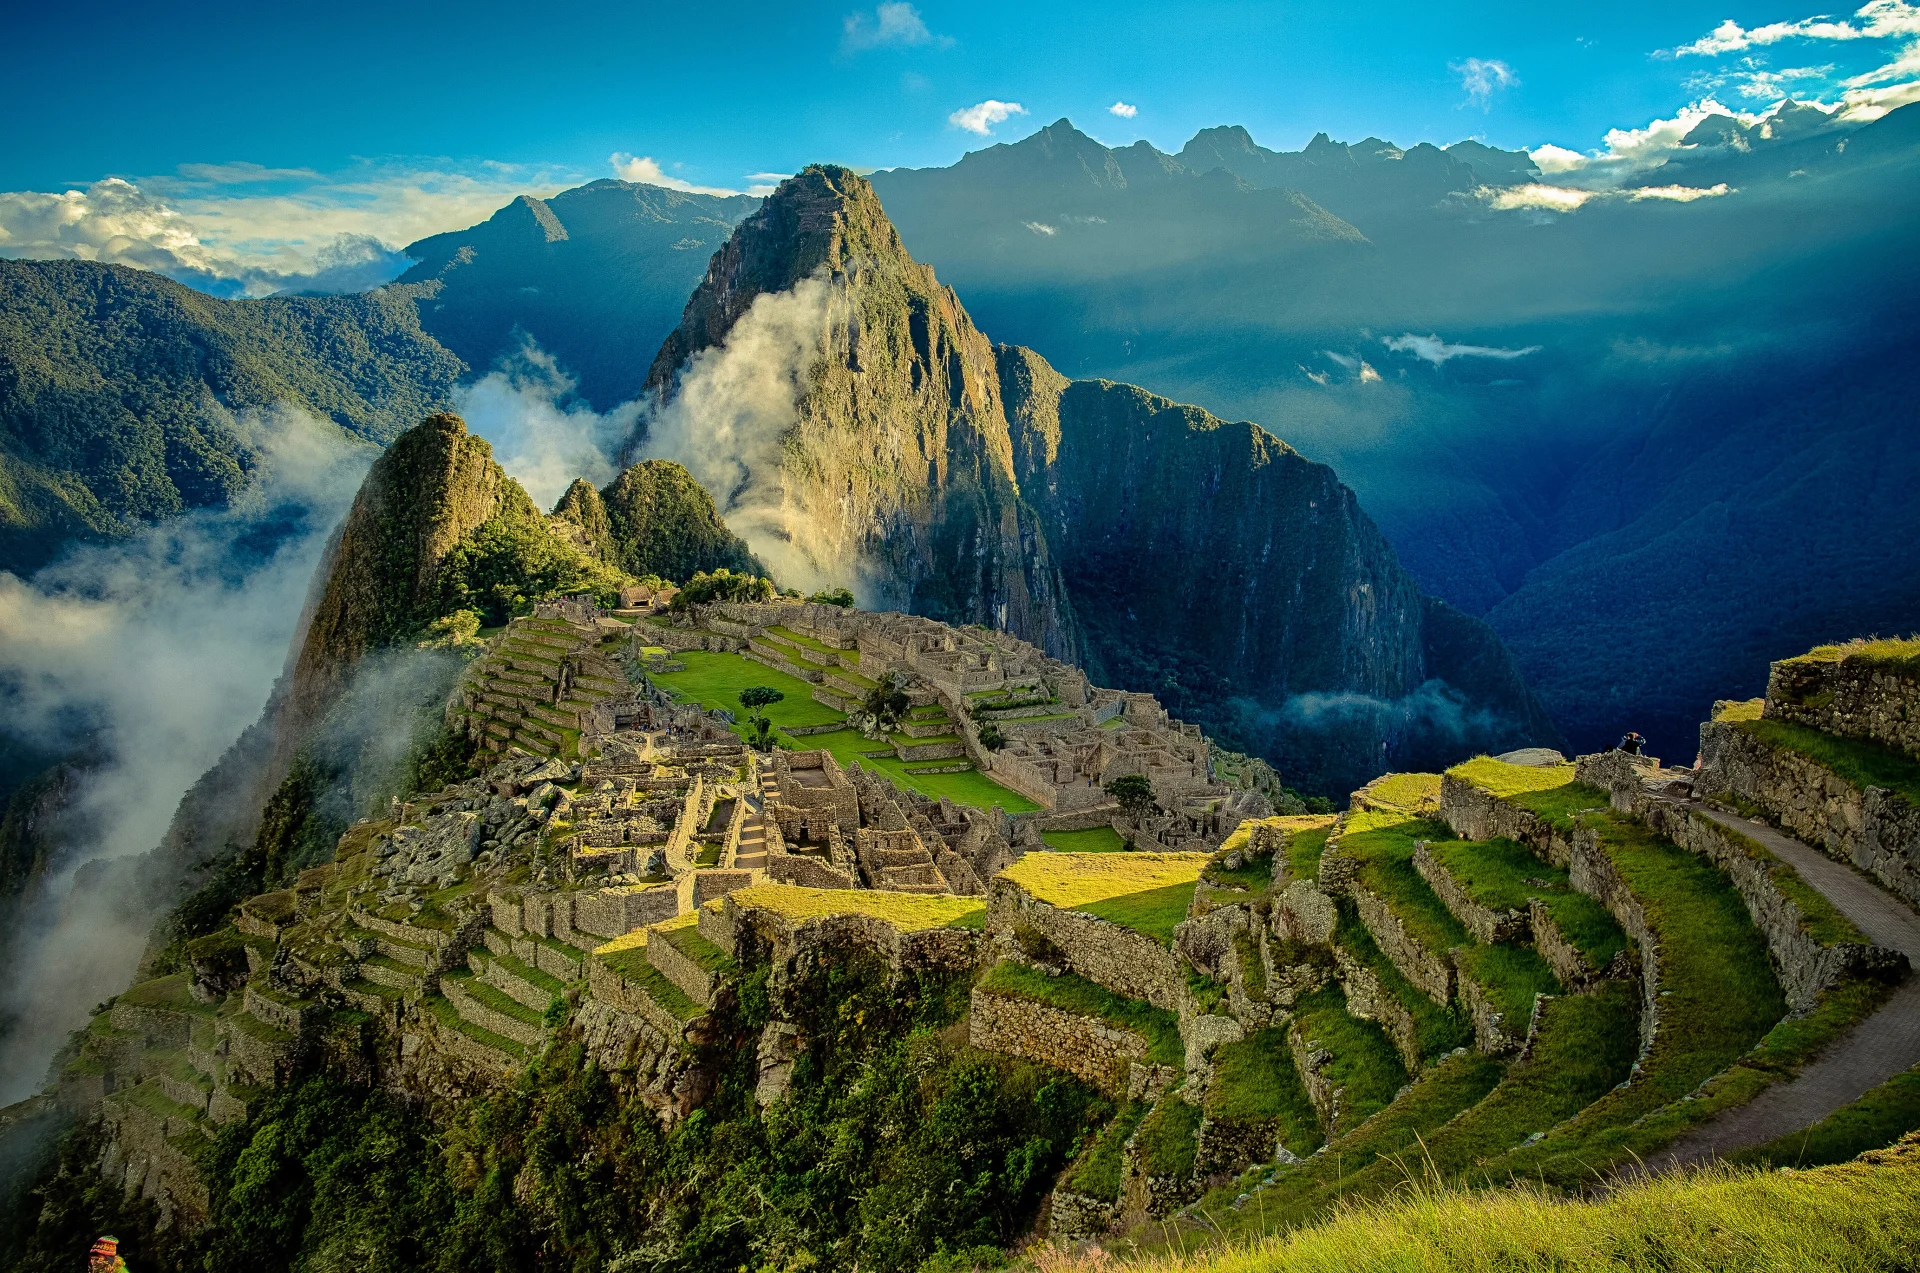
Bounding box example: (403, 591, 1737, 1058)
(1649, 802, 1920, 1170)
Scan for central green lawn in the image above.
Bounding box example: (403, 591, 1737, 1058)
(650, 648, 1038, 811)
(1042, 826, 1129, 853)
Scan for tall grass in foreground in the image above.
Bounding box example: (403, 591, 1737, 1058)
(1025, 1137, 1920, 1272)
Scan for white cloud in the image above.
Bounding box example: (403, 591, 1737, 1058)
(1108, 101, 1138, 118)
(0, 158, 585, 298)
(1323, 352, 1383, 382)
(0, 407, 372, 1102)
(456, 340, 640, 510)
(1484, 181, 1732, 213)
(1452, 57, 1519, 109)
(1735, 63, 1837, 97)
(1838, 73, 1920, 116)
(949, 99, 1028, 135)
(1521, 99, 1768, 184)
(1023, 221, 1057, 235)
(842, 3, 942, 52)
(609, 153, 745, 197)
(1382, 334, 1542, 365)
(1672, 2, 1920, 55)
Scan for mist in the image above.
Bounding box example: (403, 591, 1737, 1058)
(641, 275, 838, 592)
(0, 408, 371, 1104)
(456, 341, 641, 510)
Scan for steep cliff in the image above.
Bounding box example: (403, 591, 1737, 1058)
(642, 165, 1080, 658)
(998, 348, 1559, 788)
(551, 460, 760, 583)
(642, 168, 1555, 792)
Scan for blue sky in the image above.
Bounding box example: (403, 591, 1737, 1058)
(3, 0, 1917, 292)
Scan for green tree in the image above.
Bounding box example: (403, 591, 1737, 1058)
(1104, 773, 1159, 824)
(808, 587, 856, 608)
(738, 686, 785, 751)
(976, 722, 1007, 752)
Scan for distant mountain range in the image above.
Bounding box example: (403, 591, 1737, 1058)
(3, 105, 1916, 768)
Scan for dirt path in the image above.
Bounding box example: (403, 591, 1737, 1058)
(1649, 802, 1920, 1170)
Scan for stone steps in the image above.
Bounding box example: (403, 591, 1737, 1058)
(470, 948, 564, 1012)
(359, 953, 425, 992)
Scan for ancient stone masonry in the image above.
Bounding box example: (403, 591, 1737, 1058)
(1766, 651, 1920, 761)
(1699, 713, 1920, 908)
(968, 991, 1161, 1096)
(1578, 751, 1907, 1011)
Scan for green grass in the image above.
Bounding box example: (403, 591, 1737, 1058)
(117, 972, 219, 1017)
(1734, 716, 1920, 807)
(444, 970, 545, 1026)
(1360, 772, 1441, 813)
(1233, 931, 1267, 1001)
(1135, 1097, 1203, 1178)
(1339, 813, 1471, 957)
(1204, 853, 1275, 895)
(593, 948, 701, 1023)
(1077, 881, 1198, 946)
(1042, 826, 1130, 853)
(1206, 1028, 1325, 1157)
(978, 961, 1182, 1066)
(1287, 826, 1333, 883)
(424, 994, 529, 1060)
(1478, 807, 1785, 1184)
(1707, 817, 1868, 945)
(803, 727, 1041, 812)
(694, 841, 723, 866)
(658, 922, 737, 975)
(1453, 943, 1561, 1027)
(724, 883, 985, 931)
(1445, 756, 1579, 799)
(1781, 635, 1920, 673)
(649, 649, 845, 730)
(1333, 904, 1472, 1061)
(1180, 1050, 1506, 1247)
(766, 625, 854, 661)
(1291, 985, 1411, 1132)
(1066, 1102, 1148, 1201)
(1729, 1064, 1920, 1169)
(1534, 889, 1631, 970)
(1424, 837, 1553, 913)
(1509, 781, 1611, 833)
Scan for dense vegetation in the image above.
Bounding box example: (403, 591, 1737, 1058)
(5, 950, 1105, 1273)
(0, 259, 462, 576)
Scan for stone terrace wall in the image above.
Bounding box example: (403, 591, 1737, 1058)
(1698, 719, 1920, 907)
(987, 880, 1187, 1011)
(1768, 656, 1920, 760)
(1580, 755, 1905, 1010)
(1437, 775, 1571, 867)
(1414, 841, 1529, 944)
(968, 988, 1151, 1095)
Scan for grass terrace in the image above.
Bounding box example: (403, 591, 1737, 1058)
(725, 883, 986, 931)
(1360, 772, 1441, 814)
(1780, 635, 1920, 673)
(1065, 1102, 1148, 1202)
(649, 650, 844, 731)
(767, 625, 857, 662)
(1426, 837, 1629, 968)
(1336, 811, 1470, 957)
(425, 993, 530, 1059)
(978, 961, 1183, 1067)
(591, 945, 701, 1022)
(652, 911, 736, 974)
(1290, 985, 1412, 1131)
(1135, 1098, 1203, 1178)
(1332, 904, 1471, 1060)
(1041, 826, 1129, 853)
(1452, 942, 1562, 1026)
(1205, 1027, 1324, 1157)
(999, 851, 1208, 946)
(1446, 755, 1579, 800)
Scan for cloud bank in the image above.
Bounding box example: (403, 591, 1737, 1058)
(642, 275, 839, 592)
(456, 342, 640, 510)
(1383, 334, 1541, 365)
(0, 407, 371, 1103)
(0, 159, 584, 299)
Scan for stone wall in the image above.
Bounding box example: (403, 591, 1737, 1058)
(585, 956, 694, 1041)
(1698, 718, 1920, 907)
(1563, 823, 1663, 1058)
(1583, 755, 1905, 1010)
(1330, 945, 1422, 1072)
(1767, 656, 1920, 760)
(443, 978, 543, 1047)
(1348, 886, 1454, 1006)
(1413, 841, 1529, 943)
(1457, 973, 1527, 1055)
(1048, 1190, 1116, 1242)
(987, 881, 1187, 1011)
(1272, 879, 1338, 947)
(968, 988, 1152, 1094)
(1437, 775, 1571, 866)
(572, 884, 679, 941)
(767, 852, 857, 889)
